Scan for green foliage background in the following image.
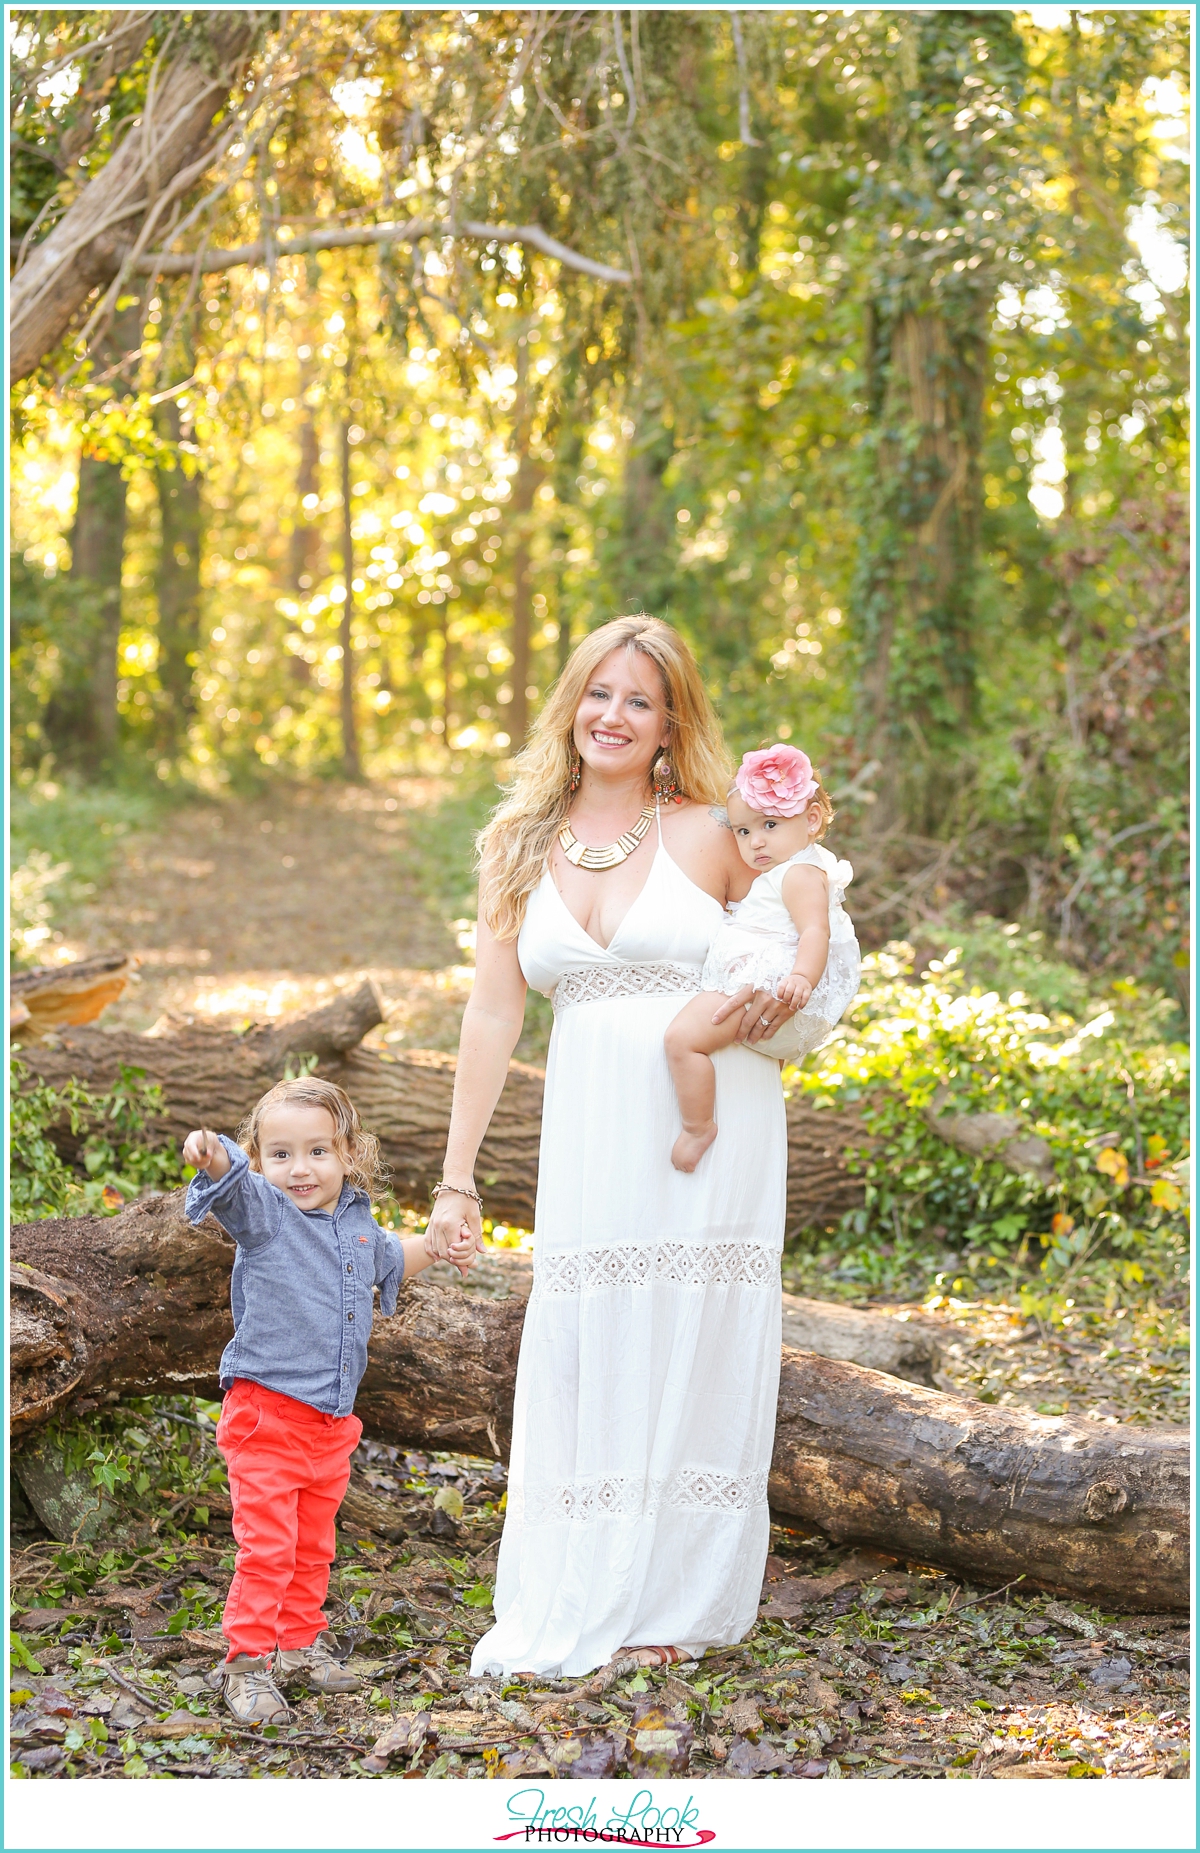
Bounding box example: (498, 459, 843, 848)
(8, 10, 1190, 1298)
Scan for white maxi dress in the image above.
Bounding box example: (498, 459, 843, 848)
(471, 816, 786, 1679)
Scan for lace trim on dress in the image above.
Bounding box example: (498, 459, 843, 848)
(516, 1467, 770, 1527)
(552, 960, 702, 1011)
(534, 1241, 778, 1294)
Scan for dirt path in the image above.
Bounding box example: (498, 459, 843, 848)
(55, 781, 478, 1056)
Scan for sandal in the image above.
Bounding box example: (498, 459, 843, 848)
(582, 1645, 682, 1695)
(618, 1646, 683, 1668)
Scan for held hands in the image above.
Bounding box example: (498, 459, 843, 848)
(777, 970, 813, 1012)
(424, 1187, 485, 1277)
(182, 1129, 231, 1180)
(710, 984, 796, 1044)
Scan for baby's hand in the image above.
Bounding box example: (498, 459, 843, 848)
(778, 972, 813, 1011)
(183, 1128, 229, 1177)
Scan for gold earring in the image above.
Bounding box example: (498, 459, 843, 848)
(653, 752, 683, 804)
(568, 745, 582, 794)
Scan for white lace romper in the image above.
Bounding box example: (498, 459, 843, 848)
(699, 842, 861, 1062)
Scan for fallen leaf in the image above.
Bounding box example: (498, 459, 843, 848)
(991, 1763, 1060, 1779)
(721, 1695, 763, 1739)
(18, 1746, 65, 1772)
(363, 1709, 429, 1770)
(142, 1712, 220, 1740)
(547, 1732, 623, 1779)
(801, 1672, 840, 1714)
(108, 1693, 153, 1730)
(1088, 1658, 1133, 1689)
(726, 1736, 790, 1777)
(763, 1550, 897, 1618)
(626, 1704, 693, 1777)
(16, 1608, 74, 1632)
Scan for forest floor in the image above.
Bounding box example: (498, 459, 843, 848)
(10, 781, 1191, 1782)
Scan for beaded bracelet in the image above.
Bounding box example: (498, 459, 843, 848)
(430, 1180, 484, 1212)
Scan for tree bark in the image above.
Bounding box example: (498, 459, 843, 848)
(769, 1348, 1189, 1614)
(10, 14, 260, 382)
(42, 288, 144, 769)
(10, 1201, 1188, 1608)
(339, 406, 362, 779)
(15, 985, 865, 1236)
(153, 395, 204, 754)
(289, 369, 322, 595)
(42, 455, 127, 771)
(506, 341, 541, 749)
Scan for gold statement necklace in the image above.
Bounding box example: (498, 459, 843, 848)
(558, 804, 656, 870)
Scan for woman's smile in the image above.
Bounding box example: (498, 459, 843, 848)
(590, 727, 633, 748)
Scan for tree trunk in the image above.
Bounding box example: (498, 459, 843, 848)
(43, 455, 127, 771)
(10, 1202, 1187, 1608)
(15, 982, 865, 1237)
(43, 292, 146, 769)
(339, 406, 361, 779)
(290, 368, 322, 594)
(851, 11, 1010, 833)
(857, 305, 983, 831)
(506, 336, 542, 748)
(10, 14, 259, 382)
(153, 396, 204, 755)
(618, 395, 676, 616)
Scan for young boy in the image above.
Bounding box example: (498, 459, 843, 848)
(184, 1076, 475, 1724)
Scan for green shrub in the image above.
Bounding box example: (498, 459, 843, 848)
(10, 1058, 185, 1221)
(791, 941, 1189, 1277)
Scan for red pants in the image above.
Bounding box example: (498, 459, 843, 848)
(216, 1379, 362, 1662)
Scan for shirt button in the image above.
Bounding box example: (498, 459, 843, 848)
(347, 1312, 354, 1322)
(346, 1263, 353, 1275)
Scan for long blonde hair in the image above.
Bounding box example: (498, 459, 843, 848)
(239, 1077, 385, 1198)
(478, 615, 730, 940)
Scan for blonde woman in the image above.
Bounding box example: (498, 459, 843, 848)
(426, 615, 794, 1678)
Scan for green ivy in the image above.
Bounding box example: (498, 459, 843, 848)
(791, 941, 1189, 1271)
(10, 1058, 185, 1221)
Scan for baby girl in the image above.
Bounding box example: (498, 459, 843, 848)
(665, 744, 861, 1172)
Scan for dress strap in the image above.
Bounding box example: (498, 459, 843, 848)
(654, 801, 663, 845)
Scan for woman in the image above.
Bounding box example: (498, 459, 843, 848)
(426, 615, 794, 1678)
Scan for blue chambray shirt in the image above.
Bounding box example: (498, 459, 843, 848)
(184, 1135, 405, 1416)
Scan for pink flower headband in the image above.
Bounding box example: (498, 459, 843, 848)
(733, 744, 819, 817)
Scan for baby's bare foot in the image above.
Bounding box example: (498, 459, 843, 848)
(671, 1123, 717, 1173)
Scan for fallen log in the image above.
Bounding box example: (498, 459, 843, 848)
(10, 1195, 1188, 1607)
(9, 1195, 935, 1439)
(16, 985, 866, 1234)
(769, 1349, 1189, 1613)
(422, 1253, 945, 1387)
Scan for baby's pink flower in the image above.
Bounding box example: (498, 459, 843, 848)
(735, 744, 818, 817)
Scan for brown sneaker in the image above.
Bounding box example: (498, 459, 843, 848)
(222, 1654, 290, 1725)
(275, 1630, 361, 1694)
